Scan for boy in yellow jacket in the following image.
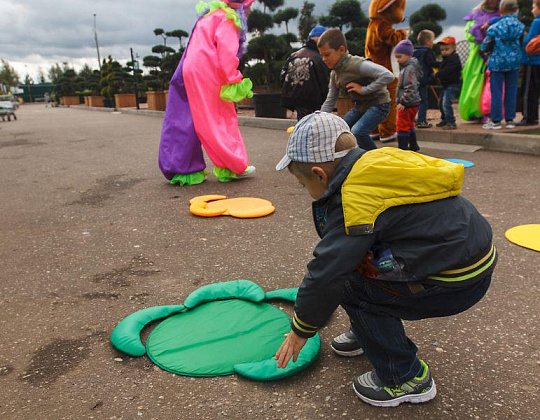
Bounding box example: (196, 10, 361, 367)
(274, 112, 496, 407)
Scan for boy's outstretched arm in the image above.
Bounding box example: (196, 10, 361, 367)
(275, 330, 308, 368)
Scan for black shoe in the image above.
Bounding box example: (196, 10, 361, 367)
(416, 121, 432, 129)
(436, 121, 447, 128)
(331, 329, 364, 356)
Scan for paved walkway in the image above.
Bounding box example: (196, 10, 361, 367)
(1, 104, 539, 419)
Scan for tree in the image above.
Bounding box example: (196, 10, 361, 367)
(260, 0, 284, 13)
(0, 59, 20, 90)
(48, 62, 71, 84)
(166, 29, 189, 49)
(154, 28, 168, 46)
(320, 0, 368, 31)
(37, 67, 47, 84)
(409, 4, 447, 41)
(248, 9, 275, 34)
(298, 1, 317, 41)
(274, 7, 299, 34)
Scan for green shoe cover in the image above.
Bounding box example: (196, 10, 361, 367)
(213, 167, 237, 182)
(170, 170, 208, 186)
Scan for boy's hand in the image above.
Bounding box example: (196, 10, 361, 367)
(346, 82, 363, 94)
(274, 330, 308, 369)
(396, 103, 405, 112)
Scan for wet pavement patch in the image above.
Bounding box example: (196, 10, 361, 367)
(21, 338, 91, 387)
(91, 255, 159, 288)
(0, 139, 46, 148)
(69, 175, 145, 206)
(82, 291, 120, 300)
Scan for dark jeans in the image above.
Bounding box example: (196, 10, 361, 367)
(490, 69, 519, 123)
(341, 273, 491, 386)
(343, 103, 390, 151)
(519, 64, 540, 123)
(296, 107, 316, 121)
(416, 85, 429, 123)
(439, 84, 460, 124)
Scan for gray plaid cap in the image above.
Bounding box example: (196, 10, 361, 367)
(276, 111, 354, 171)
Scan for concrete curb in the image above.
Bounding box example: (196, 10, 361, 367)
(416, 129, 540, 156)
(66, 105, 540, 156)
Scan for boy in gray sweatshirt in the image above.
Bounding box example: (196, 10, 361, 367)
(318, 29, 396, 151)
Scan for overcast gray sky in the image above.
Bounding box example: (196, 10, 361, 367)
(1, 0, 474, 81)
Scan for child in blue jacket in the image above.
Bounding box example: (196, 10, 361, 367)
(481, 0, 524, 130)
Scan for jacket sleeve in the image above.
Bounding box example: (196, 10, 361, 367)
(398, 66, 416, 107)
(524, 19, 540, 45)
(320, 77, 339, 113)
(359, 60, 396, 95)
(314, 59, 330, 105)
(215, 18, 243, 86)
(425, 50, 440, 69)
(435, 55, 461, 85)
(292, 199, 376, 338)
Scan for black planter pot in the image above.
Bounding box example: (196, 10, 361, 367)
(103, 97, 116, 108)
(253, 93, 288, 119)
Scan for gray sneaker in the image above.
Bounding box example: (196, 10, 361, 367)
(330, 329, 364, 356)
(352, 360, 436, 407)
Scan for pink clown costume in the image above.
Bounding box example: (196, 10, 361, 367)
(159, 0, 255, 186)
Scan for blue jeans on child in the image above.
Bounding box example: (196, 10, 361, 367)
(343, 103, 390, 150)
(490, 69, 519, 123)
(340, 273, 491, 386)
(416, 85, 429, 123)
(438, 84, 461, 124)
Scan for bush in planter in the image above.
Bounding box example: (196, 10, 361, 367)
(56, 68, 85, 104)
(243, 1, 297, 118)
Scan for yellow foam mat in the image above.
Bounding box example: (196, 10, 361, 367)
(505, 224, 540, 252)
(190, 195, 275, 218)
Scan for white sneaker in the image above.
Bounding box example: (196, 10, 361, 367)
(482, 121, 502, 130)
(238, 165, 256, 177)
(380, 133, 397, 143)
(506, 120, 516, 129)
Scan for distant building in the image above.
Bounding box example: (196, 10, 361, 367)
(16, 83, 56, 102)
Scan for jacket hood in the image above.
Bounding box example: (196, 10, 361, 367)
(490, 15, 524, 42)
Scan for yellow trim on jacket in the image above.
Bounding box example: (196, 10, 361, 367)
(342, 148, 464, 235)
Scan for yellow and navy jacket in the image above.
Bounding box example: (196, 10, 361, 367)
(291, 148, 497, 338)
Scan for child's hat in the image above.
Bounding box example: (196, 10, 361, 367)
(395, 39, 414, 56)
(276, 112, 354, 171)
(437, 36, 456, 45)
(309, 25, 328, 38)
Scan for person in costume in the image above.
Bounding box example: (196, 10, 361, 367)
(273, 112, 496, 407)
(159, 0, 256, 186)
(365, 0, 408, 143)
(458, 0, 501, 122)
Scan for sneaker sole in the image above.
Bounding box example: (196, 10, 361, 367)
(353, 380, 437, 407)
(330, 345, 364, 357)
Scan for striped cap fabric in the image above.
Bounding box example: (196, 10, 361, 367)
(276, 112, 354, 171)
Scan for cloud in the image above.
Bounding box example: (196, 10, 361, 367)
(1, 0, 476, 81)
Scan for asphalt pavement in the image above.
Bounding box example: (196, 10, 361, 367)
(1, 104, 539, 419)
